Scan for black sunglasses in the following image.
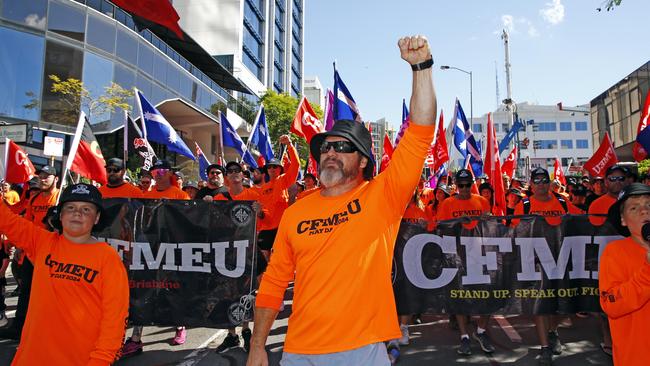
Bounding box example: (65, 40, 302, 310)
(457, 183, 472, 189)
(226, 168, 242, 174)
(320, 141, 358, 154)
(532, 177, 550, 184)
(208, 170, 222, 175)
(106, 167, 122, 173)
(607, 176, 625, 182)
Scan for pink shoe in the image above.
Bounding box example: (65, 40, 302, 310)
(120, 338, 143, 358)
(172, 327, 186, 345)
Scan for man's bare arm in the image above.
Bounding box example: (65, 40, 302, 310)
(398, 35, 437, 126)
(246, 307, 279, 366)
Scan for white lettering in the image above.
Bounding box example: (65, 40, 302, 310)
(461, 237, 512, 285)
(179, 243, 211, 273)
(212, 240, 249, 278)
(402, 234, 458, 289)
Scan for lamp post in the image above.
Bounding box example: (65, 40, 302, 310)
(440, 65, 473, 125)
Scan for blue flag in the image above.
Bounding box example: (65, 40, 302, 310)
(220, 113, 258, 168)
(136, 90, 195, 160)
(498, 118, 524, 154)
(194, 142, 211, 181)
(452, 98, 483, 176)
(249, 105, 275, 162)
(333, 68, 362, 122)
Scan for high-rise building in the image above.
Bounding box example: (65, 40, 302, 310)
(304, 76, 324, 110)
(368, 118, 395, 163)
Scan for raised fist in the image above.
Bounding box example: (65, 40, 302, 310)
(279, 135, 291, 146)
(398, 35, 432, 66)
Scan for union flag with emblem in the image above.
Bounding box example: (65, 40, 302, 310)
(3, 139, 36, 183)
(68, 112, 107, 184)
(291, 96, 323, 144)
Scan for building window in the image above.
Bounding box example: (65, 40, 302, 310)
(87, 13, 117, 54)
(243, 50, 263, 80)
(1, 0, 47, 29)
(494, 124, 500, 132)
(575, 121, 588, 131)
(83, 52, 114, 124)
(536, 122, 556, 132)
(576, 139, 589, 149)
(472, 124, 482, 133)
(559, 122, 572, 131)
(274, 64, 284, 90)
(41, 40, 84, 126)
(533, 140, 557, 149)
(560, 140, 573, 149)
(48, 1, 86, 42)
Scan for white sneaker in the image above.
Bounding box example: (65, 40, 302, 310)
(398, 324, 410, 346)
(0, 312, 7, 328)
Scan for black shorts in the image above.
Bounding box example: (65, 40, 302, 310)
(257, 229, 278, 251)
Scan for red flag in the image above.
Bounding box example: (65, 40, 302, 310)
(429, 110, 449, 172)
(4, 140, 36, 184)
(110, 0, 184, 39)
(307, 154, 319, 178)
(256, 155, 266, 168)
(67, 112, 107, 184)
(379, 133, 394, 173)
(291, 97, 323, 143)
(553, 157, 566, 185)
(501, 146, 517, 179)
(484, 113, 506, 216)
(584, 132, 618, 177)
(632, 90, 650, 161)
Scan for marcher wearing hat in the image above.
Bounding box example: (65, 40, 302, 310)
(600, 183, 650, 366)
(181, 181, 199, 199)
(585, 175, 607, 208)
(248, 35, 437, 366)
(588, 165, 630, 226)
(98, 158, 143, 199)
(0, 183, 129, 365)
(174, 171, 184, 189)
(436, 169, 495, 356)
(295, 173, 320, 201)
(195, 164, 227, 200)
(142, 160, 189, 200)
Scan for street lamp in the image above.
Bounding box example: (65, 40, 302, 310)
(440, 65, 473, 125)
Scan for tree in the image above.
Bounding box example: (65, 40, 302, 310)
(638, 159, 650, 176)
(598, 0, 622, 11)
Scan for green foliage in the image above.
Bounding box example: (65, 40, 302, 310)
(638, 159, 650, 176)
(600, 0, 622, 11)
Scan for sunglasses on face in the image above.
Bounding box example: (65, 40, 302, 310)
(208, 170, 222, 176)
(226, 168, 242, 174)
(320, 141, 358, 154)
(151, 168, 169, 176)
(532, 177, 550, 184)
(457, 183, 472, 189)
(607, 176, 626, 182)
(106, 167, 122, 174)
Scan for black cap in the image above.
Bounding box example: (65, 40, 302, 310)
(205, 163, 225, 175)
(530, 167, 550, 179)
(265, 158, 283, 167)
(58, 183, 108, 231)
(151, 160, 172, 171)
(309, 120, 374, 179)
(606, 165, 629, 177)
(174, 171, 184, 180)
(607, 183, 650, 236)
(304, 173, 317, 181)
(455, 169, 474, 182)
(226, 161, 243, 171)
(28, 177, 40, 189)
(182, 180, 198, 189)
(479, 182, 494, 192)
(105, 158, 125, 169)
(436, 184, 451, 196)
(36, 165, 57, 176)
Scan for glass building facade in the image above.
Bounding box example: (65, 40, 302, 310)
(243, 0, 265, 82)
(289, 0, 302, 97)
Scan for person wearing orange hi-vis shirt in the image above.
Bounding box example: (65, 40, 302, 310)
(247, 35, 437, 366)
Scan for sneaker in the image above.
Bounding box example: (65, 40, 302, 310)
(398, 324, 410, 346)
(473, 332, 495, 353)
(387, 341, 400, 364)
(0, 313, 7, 328)
(539, 346, 553, 366)
(457, 337, 472, 356)
(172, 327, 186, 345)
(215, 332, 240, 353)
(548, 330, 563, 355)
(120, 338, 143, 358)
(242, 328, 252, 352)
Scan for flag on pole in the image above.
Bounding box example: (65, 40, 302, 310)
(324, 89, 335, 131)
(498, 117, 525, 153)
(633, 90, 650, 161)
(584, 132, 618, 177)
(501, 146, 517, 179)
(249, 105, 275, 162)
(124, 112, 157, 171)
(194, 142, 211, 181)
(219, 112, 257, 168)
(136, 89, 195, 160)
(553, 157, 567, 185)
(380, 133, 394, 173)
(430, 110, 449, 173)
(484, 113, 506, 216)
(291, 96, 324, 143)
(110, 0, 184, 39)
(65, 111, 107, 184)
(452, 98, 482, 176)
(3, 139, 35, 184)
(394, 99, 409, 146)
(333, 67, 362, 122)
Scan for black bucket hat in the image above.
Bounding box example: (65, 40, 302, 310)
(309, 120, 374, 179)
(58, 183, 109, 231)
(607, 183, 650, 236)
(264, 158, 284, 174)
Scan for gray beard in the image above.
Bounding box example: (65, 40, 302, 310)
(319, 158, 358, 188)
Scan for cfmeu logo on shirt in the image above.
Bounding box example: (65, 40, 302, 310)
(297, 199, 361, 236)
(45, 254, 100, 284)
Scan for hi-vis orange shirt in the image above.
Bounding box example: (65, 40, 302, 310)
(0, 203, 129, 366)
(436, 194, 490, 229)
(513, 195, 583, 226)
(99, 183, 144, 199)
(143, 185, 190, 200)
(402, 201, 430, 226)
(25, 189, 60, 229)
(258, 144, 299, 230)
(588, 194, 616, 226)
(296, 187, 319, 201)
(257, 124, 435, 354)
(599, 237, 650, 366)
(213, 188, 269, 230)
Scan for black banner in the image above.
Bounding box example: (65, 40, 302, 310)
(393, 215, 621, 315)
(95, 198, 259, 328)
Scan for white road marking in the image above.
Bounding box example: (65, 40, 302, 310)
(494, 315, 522, 343)
(177, 329, 228, 366)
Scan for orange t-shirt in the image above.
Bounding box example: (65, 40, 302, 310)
(257, 144, 300, 231)
(420, 188, 435, 206)
(588, 194, 617, 226)
(99, 183, 144, 199)
(402, 202, 429, 226)
(0, 203, 129, 366)
(296, 187, 319, 201)
(436, 194, 490, 229)
(25, 189, 60, 229)
(256, 123, 435, 354)
(512, 195, 583, 226)
(4, 190, 20, 205)
(142, 185, 190, 200)
(213, 188, 269, 231)
(599, 237, 650, 366)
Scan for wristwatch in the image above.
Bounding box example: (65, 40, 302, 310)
(411, 58, 434, 71)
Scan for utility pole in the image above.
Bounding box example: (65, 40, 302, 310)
(501, 29, 518, 168)
(495, 61, 500, 110)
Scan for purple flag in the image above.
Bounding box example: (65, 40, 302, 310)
(324, 89, 335, 131)
(394, 99, 409, 146)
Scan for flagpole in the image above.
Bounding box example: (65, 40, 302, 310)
(247, 105, 263, 152)
(123, 110, 129, 168)
(217, 110, 225, 165)
(58, 111, 87, 204)
(3, 138, 9, 179)
(133, 88, 146, 139)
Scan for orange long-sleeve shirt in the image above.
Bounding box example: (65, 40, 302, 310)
(256, 123, 435, 354)
(599, 237, 650, 366)
(0, 203, 129, 366)
(99, 182, 144, 199)
(257, 144, 299, 230)
(587, 194, 616, 226)
(512, 195, 583, 226)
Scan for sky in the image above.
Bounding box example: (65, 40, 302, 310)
(304, 0, 649, 130)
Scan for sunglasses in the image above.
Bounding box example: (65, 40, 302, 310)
(151, 168, 169, 176)
(226, 168, 242, 174)
(106, 167, 122, 174)
(320, 141, 358, 154)
(607, 176, 625, 182)
(208, 170, 222, 175)
(532, 177, 550, 184)
(457, 183, 472, 189)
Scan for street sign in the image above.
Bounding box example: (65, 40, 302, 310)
(44, 136, 64, 157)
(0, 123, 28, 143)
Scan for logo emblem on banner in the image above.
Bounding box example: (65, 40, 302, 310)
(227, 294, 255, 325)
(231, 204, 253, 227)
